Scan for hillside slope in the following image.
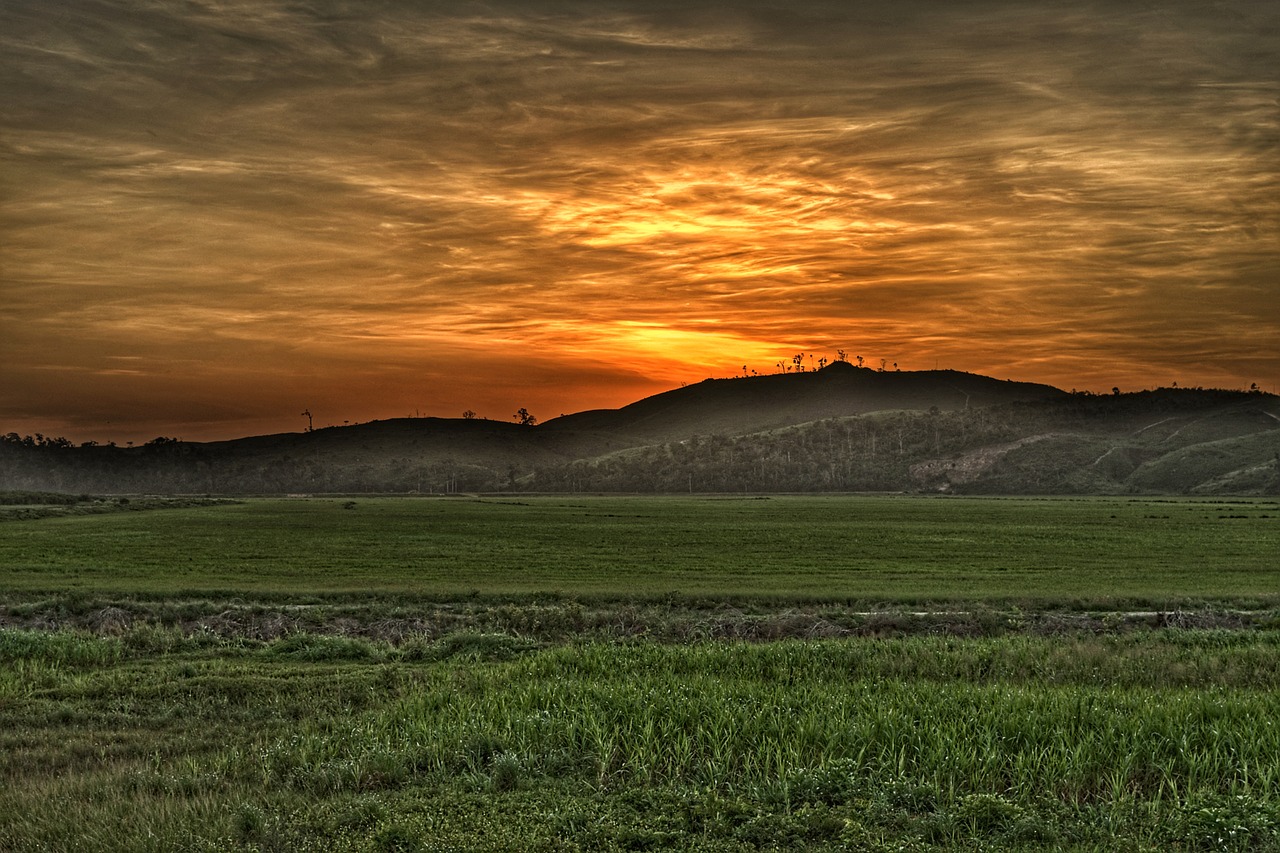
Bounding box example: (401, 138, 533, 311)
(530, 388, 1280, 495)
(541, 363, 1066, 445)
(2, 370, 1276, 495)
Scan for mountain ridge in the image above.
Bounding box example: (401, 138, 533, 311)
(542, 364, 1068, 445)
(3, 366, 1276, 496)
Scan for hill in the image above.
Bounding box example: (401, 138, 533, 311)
(541, 363, 1067, 445)
(531, 386, 1280, 495)
(3, 366, 1277, 495)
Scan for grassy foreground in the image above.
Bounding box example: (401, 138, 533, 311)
(3, 628, 1280, 852)
(2, 496, 1278, 850)
(1, 495, 1277, 605)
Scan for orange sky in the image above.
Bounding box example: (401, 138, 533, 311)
(3, 0, 1278, 443)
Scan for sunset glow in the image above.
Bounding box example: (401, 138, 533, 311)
(2, 1, 1277, 442)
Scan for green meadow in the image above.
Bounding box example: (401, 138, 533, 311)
(1, 495, 1277, 604)
(4, 629, 1280, 851)
(2, 496, 1279, 851)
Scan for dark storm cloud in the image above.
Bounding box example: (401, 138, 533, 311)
(2, 0, 1277, 439)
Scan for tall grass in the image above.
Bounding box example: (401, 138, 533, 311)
(0, 628, 124, 667)
(5, 631, 1280, 851)
(258, 641, 1280, 805)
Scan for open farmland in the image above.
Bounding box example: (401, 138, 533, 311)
(2, 496, 1279, 851)
(0, 495, 1277, 606)
(4, 629, 1280, 851)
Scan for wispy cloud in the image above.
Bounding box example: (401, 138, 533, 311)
(2, 0, 1276, 439)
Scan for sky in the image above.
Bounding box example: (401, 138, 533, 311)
(3, 0, 1277, 443)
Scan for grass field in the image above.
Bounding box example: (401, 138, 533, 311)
(3, 629, 1280, 851)
(2, 496, 1279, 851)
(1, 495, 1277, 605)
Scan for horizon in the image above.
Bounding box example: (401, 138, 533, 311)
(5, 360, 1274, 447)
(4, 1, 1277, 445)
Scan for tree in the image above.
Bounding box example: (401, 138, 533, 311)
(513, 408, 538, 426)
(462, 410, 477, 420)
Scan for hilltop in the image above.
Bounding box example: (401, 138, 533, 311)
(537, 384, 1280, 495)
(3, 365, 1277, 495)
(543, 362, 1066, 446)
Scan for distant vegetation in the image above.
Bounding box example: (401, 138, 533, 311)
(537, 388, 1280, 495)
(3, 367, 1277, 495)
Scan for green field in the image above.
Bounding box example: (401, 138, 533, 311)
(1, 495, 1277, 605)
(2, 496, 1279, 851)
(4, 629, 1280, 851)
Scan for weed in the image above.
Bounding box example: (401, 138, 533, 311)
(266, 633, 382, 662)
(490, 754, 522, 793)
(373, 823, 422, 853)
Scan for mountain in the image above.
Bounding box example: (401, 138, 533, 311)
(3, 366, 1277, 495)
(532, 384, 1280, 495)
(542, 362, 1066, 445)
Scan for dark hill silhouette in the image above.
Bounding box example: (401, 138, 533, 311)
(532, 386, 1280, 495)
(541, 363, 1067, 445)
(2, 368, 1276, 495)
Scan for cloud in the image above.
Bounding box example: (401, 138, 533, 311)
(2, 0, 1277, 440)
